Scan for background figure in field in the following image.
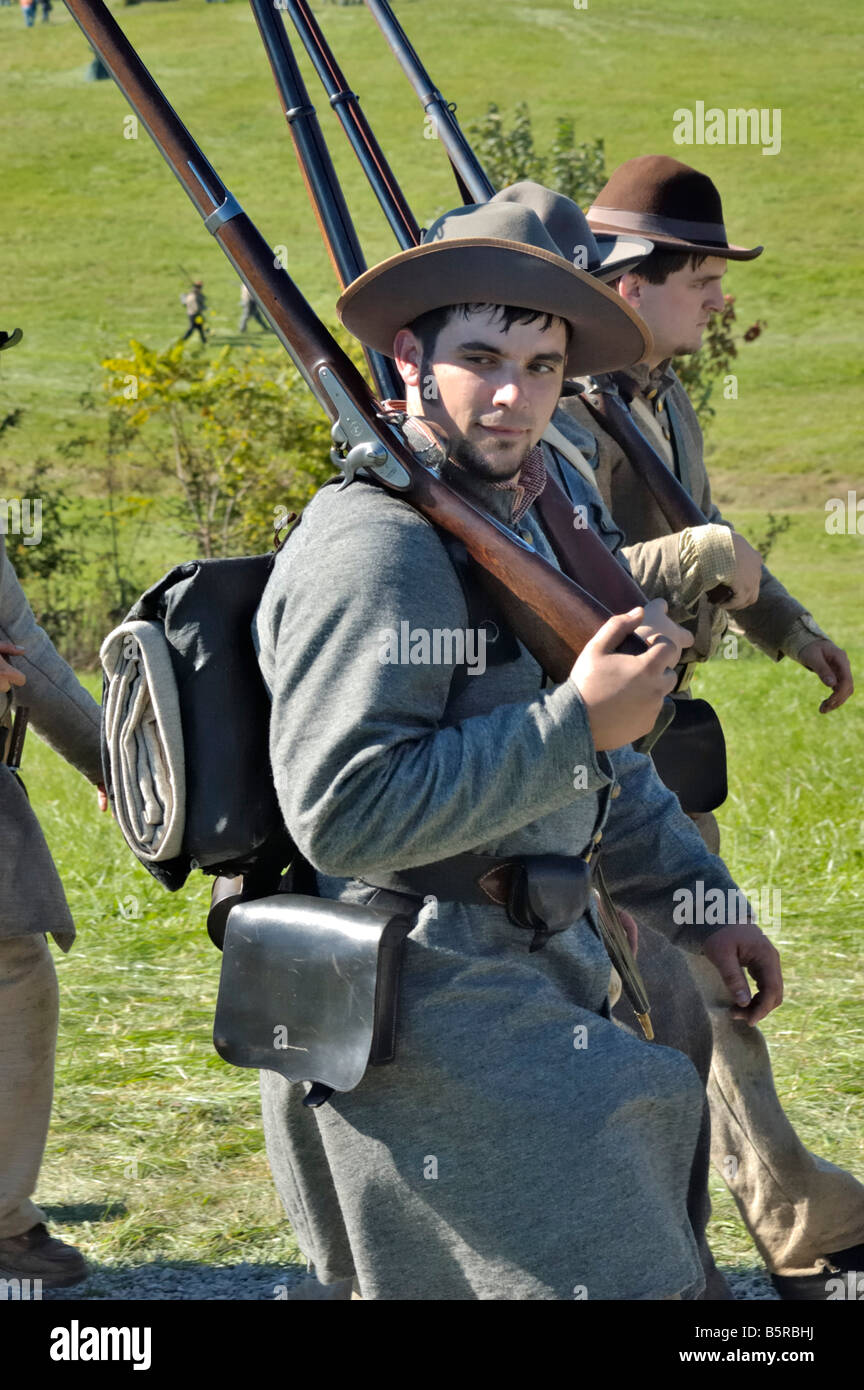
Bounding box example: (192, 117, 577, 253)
(180, 280, 207, 344)
(39, 0, 51, 21)
(20, 0, 36, 26)
(238, 282, 268, 334)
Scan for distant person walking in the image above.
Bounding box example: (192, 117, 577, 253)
(180, 281, 207, 344)
(20, 0, 37, 26)
(39, 0, 51, 21)
(238, 283, 267, 334)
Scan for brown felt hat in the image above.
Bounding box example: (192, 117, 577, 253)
(337, 201, 652, 377)
(587, 155, 763, 262)
(490, 181, 653, 281)
(0, 328, 23, 352)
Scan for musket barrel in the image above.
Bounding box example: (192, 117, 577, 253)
(287, 0, 420, 250)
(363, 0, 495, 203)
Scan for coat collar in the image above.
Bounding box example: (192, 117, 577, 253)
(440, 444, 547, 528)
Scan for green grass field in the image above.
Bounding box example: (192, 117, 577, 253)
(2, 0, 863, 499)
(2, 0, 863, 1293)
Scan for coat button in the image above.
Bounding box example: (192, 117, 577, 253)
(521, 530, 533, 545)
(657, 399, 665, 412)
(610, 785, 621, 799)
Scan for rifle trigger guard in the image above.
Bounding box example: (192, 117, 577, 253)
(203, 192, 243, 235)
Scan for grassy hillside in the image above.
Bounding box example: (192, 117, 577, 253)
(2, 0, 863, 503)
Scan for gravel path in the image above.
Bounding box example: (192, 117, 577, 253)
(38, 1263, 779, 1301)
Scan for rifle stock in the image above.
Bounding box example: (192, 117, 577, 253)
(580, 382, 734, 605)
(61, 0, 644, 680)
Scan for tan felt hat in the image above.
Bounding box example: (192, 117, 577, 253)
(337, 201, 652, 377)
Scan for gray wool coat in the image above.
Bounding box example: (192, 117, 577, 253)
(253, 414, 744, 1301)
(0, 535, 102, 949)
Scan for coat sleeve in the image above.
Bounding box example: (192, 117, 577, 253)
(0, 538, 102, 782)
(601, 742, 749, 953)
(255, 486, 609, 880)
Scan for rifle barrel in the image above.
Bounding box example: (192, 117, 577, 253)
(363, 0, 495, 203)
(286, 0, 419, 250)
(248, 0, 398, 398)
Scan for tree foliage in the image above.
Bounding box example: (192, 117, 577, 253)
(101, 340, 336, 558)
(468, 102, 607, 207)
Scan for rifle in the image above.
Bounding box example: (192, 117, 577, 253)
(62, 0, 647, 692)
(284, 0, 420, 250)
(363, 0, 494, 205)
(248, 0, 399, 400)
(360, 0, 735, 601)
(255, 2, 648, 616)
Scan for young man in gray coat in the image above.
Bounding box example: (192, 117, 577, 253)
(0, 327, 104, 1286)
(254, 204, 783, 1300)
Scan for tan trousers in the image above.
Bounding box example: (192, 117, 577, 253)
(0, 935, 58, 1240)
(689, 810, 864, 1276)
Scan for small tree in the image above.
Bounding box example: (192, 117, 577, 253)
(101, 340, 336, 558)
(468, 102, 607, 208)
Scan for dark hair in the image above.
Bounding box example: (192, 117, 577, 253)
(628, 249, 710, 285)
(407, 302, 571, 358)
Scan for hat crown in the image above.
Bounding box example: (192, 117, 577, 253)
(489, 181, 602, 269)
(421, 201, 568, 263)
(593, 155, 725, 225)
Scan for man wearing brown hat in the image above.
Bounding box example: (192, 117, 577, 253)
(543, 156, 863, 1299)
(254, 200, 785, 1300)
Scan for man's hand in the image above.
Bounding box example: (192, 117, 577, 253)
(0, 642, 26, 694)
(701, 922, 783, 1026)
(97, 783, 108, 813)
(798, 638, 854, 713)
(570, 604, 692, 751)
(720, 533, 763, 611)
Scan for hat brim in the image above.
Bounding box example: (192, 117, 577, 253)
(0, 328, 23, 353)
(337, 239, 652, 378)
(588, 217, 762, 262)
(592, 233, 655, 281)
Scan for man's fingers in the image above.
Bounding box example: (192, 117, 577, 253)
(712, 947, 752, 1009)
(728, 945, 784, 1025)
(0, 644, 26, 656)
(817, 650, 854, 711)
(589, 608, 645, 655)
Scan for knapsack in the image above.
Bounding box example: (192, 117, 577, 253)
(100, 550, 293, 894)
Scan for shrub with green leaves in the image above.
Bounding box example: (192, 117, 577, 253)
(101, 339, 336, 558)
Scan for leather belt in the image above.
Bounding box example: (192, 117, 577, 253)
(363, 844, 603, 953)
